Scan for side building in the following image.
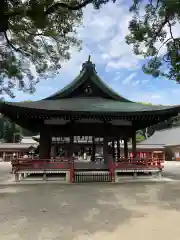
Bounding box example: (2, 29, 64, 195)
(140, 127, 180, 161)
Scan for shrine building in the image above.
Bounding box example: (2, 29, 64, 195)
(0, 57, 180, 183)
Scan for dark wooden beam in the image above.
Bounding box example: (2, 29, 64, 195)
(132, 131, 136, 158)
(47, 124, 133, 137)
(112, 140, 115, 161)
(124, 139, 128, 159)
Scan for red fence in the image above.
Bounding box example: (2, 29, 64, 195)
(108, 157, 164, 171)
(11, 158, 72, 171)
(12, 156, 164, 174)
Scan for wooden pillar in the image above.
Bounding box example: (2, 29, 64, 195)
(50, 144, 56, 158)
(92, 136, 96, 162)
(39, 127, 51, 159)
(103, 136, 108, 164)
(117, 138, 120, 160)
(124, 139, 128, 159)
(67, 135, 74, 158)
(2, 152, 5, 161)
(132, 131, 137, 159)
(112, 140, 115, 161)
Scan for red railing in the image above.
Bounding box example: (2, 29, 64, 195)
(11, 158, 72, 171)
(108, 157, 164, 170)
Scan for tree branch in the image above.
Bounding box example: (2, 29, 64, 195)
(167, 20, 174, 41)
(155, 0, 160, 10)
(46, 0, 94, 13)
(4, 31, 30, 56)
(5, 0, 95, 19)
(157, 37, 172, 56)
(154, 17, 168, 39)
(24, 29, 44, 36)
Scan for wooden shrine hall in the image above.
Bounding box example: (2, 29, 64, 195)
(1, 56, 180, 183)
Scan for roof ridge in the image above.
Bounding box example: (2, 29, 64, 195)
(43, 57, 135, 102)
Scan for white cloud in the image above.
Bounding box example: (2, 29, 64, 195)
(78, 2, 143, 70)
(6, 1, 180, 106)
(122, 73, 137, 84)
(151, 94, 161, 99)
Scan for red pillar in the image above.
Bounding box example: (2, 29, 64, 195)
(108, 156, 115, 182)
(69, 160, 74, 183)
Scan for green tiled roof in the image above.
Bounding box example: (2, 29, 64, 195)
(0, 57, 180, 118)
(2, 97, 179, 115)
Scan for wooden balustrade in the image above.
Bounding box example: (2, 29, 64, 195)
(11, 158, 73, 171)
(11, 156, 164, 173)
(109, 157, 164, 169)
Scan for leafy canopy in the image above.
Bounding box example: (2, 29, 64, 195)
(126, 0, 180, 82)
(0, 0, 113, 97)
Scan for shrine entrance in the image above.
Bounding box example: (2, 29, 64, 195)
(48, 136, 103, 162)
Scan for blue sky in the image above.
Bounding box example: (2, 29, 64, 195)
(5, 0, 180, 105)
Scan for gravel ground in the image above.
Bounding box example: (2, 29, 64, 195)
(0, 162, 180, 239)
(0, 182, 180, 240)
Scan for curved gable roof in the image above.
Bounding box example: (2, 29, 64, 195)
(45, 56, 133, 102)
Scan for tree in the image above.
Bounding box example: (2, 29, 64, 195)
(20, 127, 37, 137)
(136, 115, 180, 142)
(0, 0, 114, 97)
(135, 101, 178, 141)
(2, 118, 20, 142)
(136, 131, 145, 142)
(0, 115, 37, 142)
(126, 0, 180, 82)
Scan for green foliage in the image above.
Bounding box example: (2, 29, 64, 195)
(126, 0, 180, 82)
(0, 0, 114, 97)
(136, 101, 152, 105)
(0, 118, 19, 142)
(0, 116, 36, 142)
(136, 133, 145, 142)
(20, 128, 36, 137)
(136, 101, 178, 140)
